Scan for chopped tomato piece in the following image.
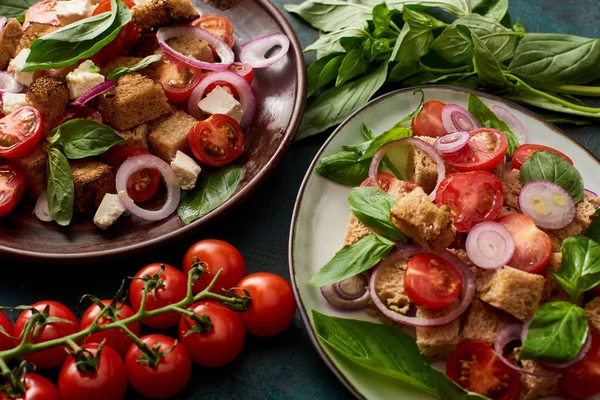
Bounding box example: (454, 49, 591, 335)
(92, 1, 139, 66)
(560, 330, 600, 399)
(404, 253, 462, 309)
(411, 100, 447, 138)
(154, 52, 203, 103)
(360, 172, 396, 192)
(105, 148, 160, 203)
(0, 106, 44, 159)
(191, 15, 235, 49)
(188, 114, 245, 167)
(511, 144, 573, 170)
(227, 62, 254, 84)
(444, 128, 508, 172)
(0, 164, 25, 217)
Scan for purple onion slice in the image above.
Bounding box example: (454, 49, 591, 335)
(518, 181, 575, 230)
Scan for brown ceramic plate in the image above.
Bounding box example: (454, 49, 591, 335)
(0, 0, 306, 263)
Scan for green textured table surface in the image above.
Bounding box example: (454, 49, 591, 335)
(1, 1, 599, 399)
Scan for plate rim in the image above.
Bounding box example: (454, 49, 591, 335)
(0, 0, 307, 263)
(287, 84, 600, 400)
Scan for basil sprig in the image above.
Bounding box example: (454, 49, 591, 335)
(520, 301, 589, 363)
(46, 147, 75, 227)
(0, 0, 40, 18)
(552, 236, 600, 300)
(349, 187, 407, 243)
(467, 92, 519, 155)
(106, 55, 163, 82)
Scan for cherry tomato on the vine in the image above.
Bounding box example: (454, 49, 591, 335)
(0, 373, 61, 400)
(0, 311, 14, 351)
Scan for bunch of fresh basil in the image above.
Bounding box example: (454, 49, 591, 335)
(286, 0, 600, 140)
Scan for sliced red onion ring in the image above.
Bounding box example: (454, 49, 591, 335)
(71, 81, 115, 107)
(116, 154, 180, 221)
(320, 274, 370, 310)
(495, 323, 560, 377)
(240, 33, 290, 69)
(369, 138, 445, 201)
(441, 104, 480, 134)
(585, 189, 598, 198)
(466, 221, 515, 270)
(187, 71, 256, 129)
(518, 181, 575, 230)
(433, 131, 469, 154)
(157, 25, 234, 71)
(0, 72, 24, 95)
(34, 191, 53, 222)
(489, 105, 527, 145)
(369, 244, 475, 327)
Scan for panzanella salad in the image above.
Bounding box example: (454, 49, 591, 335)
(311, 90, 600, 400)
(0, 0, 289, 228)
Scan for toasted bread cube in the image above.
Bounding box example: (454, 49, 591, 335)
(510, 348, 560, 400)
(165, 36, 213, 63)
(148, 110, 196, 162)
(16, 23, 58, 54)
(407, 136, 438, 193)
(11, 144, 48, 198)
(390, 186, 456, 252)
(461, 299, 515, 343)
(502, 168, 521, 210)
(100, 56, 144, 76)
(132, 0, 199, 32)
(416, 303, 461, 361)
(26, 76, 69, 123)
(97, 73, 171, 131)
(130, 33, 160, 57)
(70, 160, 116, 216)
(0, 19, 23, 70)
(498, 205, 519, 218)
(100, 124, 150, 163)
(585, 297, 600, 332)
(373, 257, 411, 315)
(479, 266, 546, 321)
(547, 193, 600, 251)
(343, 213, 379, 246)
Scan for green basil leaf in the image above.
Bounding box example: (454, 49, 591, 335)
(177, 165, 244, 224)
(584, 210, 600, 243)
(311, 311, 488, 400)
(46, 147, 74, 227)
(390, 7, 446, 63)
(468, 92, 519, 155)
(362, 123, 375, 140)
(552, 236, 600, 300)
(315, 151, 371, 186)
(349, 187, 407, 242)
(389, 61, 421, 82)
(362, 38, 394, 62)
(359, 126, 412, 160)
(304, 27, 369, 59)
(49, 120, 126, 160)
(307, 53, 345, 97)
(388, 0, 472, 16)
(394, 87, 425, 125)
(106, 54, 162, 82)
(284, 1, 373, 32)
(456, 25, 506, 87)
(469, 0, 508, 21)
(336, 49, 369, 86)
(520, 302, 589, 362)
(535, 111, 593, 126)
(372, 3, 394, 38)
(520, 151, 584, 203)
(308, 233, 396, 287)
(0, 0, 40, 18)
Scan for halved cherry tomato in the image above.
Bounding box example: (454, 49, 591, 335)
(205, 81, 240, 99)
(444, 128, 508, 172)
(154, 52, 203, 103)
(511, 144, 574, 170)
(436, 171, 504, 233)
(92, 1, 138, 66)
(411, 100, 447, 137)
(228, 62, 254, 84)
(360, 172, 397, 192)
(94, 0, 135, 14)
(0, 311, 14, 352)
(447, 341, 520, 400)
(51, 107, 103, 132)
(404, 253, 463, 309)
(496, 213, 552, 274)
(560, 330, 600, 399)
(0, 164, 25, 217)
(0, 106, 44, 159)
(189, 114, 245, 167)
(105, 148, 160, 203)
(0, 373, 61, 400)
(23, 0, 60, 29)
(191, 15, 235, 48)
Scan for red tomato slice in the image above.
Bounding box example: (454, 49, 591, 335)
(560, 330, 600, 399)
(205, 81, 240, 99)
(227, 62, 254, 84)
(511, 144, 574, 170)
(496, 213, 552, 274)
(154, 52, 203, 103)
(94, 0, 135, 13)
(444, 128, 508, 172)
(92, 2, 138, 66)
(404, 253, 463, 309)
(436, 171, 504, 233)
(188, 114, 245, 167)
(411, 100, 447, 137)
(191, 15, 235, 48)
(0, 164, 25, 217)
(447, 341, 520, 400)
(360, 172, 397, 192)
(105, 148, 160, 203)
(23, 0, 60, 28)
(0, 106, 44, 159)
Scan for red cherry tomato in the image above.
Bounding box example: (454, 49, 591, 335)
(178, 301, 245, 367)
(205, 81, 240, 99)
(360, 172, 397, 192)
(227, 62, 254, 84)
(13, 301, 80, 369)
(0, 164, 25, 217)
(411, 100, 447, 137)
(234, 272, 297, 337)
(560, 330, 600, 399)
(188, 114, 245, 167)
(404, 253, 463, 309)
(94, 0, 135, 13)
(0, 311, 14, 351)
(447, 341, 520, 400)
(51, 107, 103, 132)
(444, 128, 508, 172)
(92, 1, 138, 66)
(23, 0, 60, 29)
(58, 343, 128, 400)
(0, 374, 61, 400)
(191, 15, 235, 48)
(154, 52, 203, 103)
(436, 171, 504, 233)
(0, 106, 44, 159)
(80, 300, 141, 357)
(125, 334, 192, 399)
(496, 213, 552, 274)
(129, 263, 187, 328)
(511, 144, 574, 170)
(105, 148, 161, 203)
(182, 239, 247, 294)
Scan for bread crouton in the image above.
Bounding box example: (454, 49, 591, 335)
(502, 168, 521, 210)
(16, 23, 58, 54)
(498, 205, 519, 218)
(147, 110, 196, 162)
(415, 303, 461, 361)
(373, 257, 411, 315)
(129, 33, 160, 57)
(70, 159, 116, 216)
(343, 213, 379, 246)
(584, 297, 600, 332)
(132, 0, 199, 32)
(97, 73, 171, 130)
(479, 266, 546, 321)
(11, 144, 47, 198)
(407, 136, 438, 194)
(0, 19, 23, 70)
(165, 36, 213, 63)
(542, 252, 580, 304)
(390, 186, 456, 252)
(100, 56, 144, 76)
(26, 76, 69, 123)
(547, 193, 600, 252)
(100, 124, 150, 163)
(461, 299, 515, 343)
(511, 348, 560, 400)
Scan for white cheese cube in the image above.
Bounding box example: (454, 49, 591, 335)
(170, 151, 202, 190)
(133, 0, 152, 5)
(8, 49, 35, 87)
(93, 193, 126, 230)
(66, 60, 105, 100)
(2, 93, 28, 115)
(56, 0, 95, 26)
(198, 86, 244, 124)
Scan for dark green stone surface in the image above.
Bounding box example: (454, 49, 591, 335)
(1, 1, 599, 399)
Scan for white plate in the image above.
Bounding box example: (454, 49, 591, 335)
(288, 85, 600, 400)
